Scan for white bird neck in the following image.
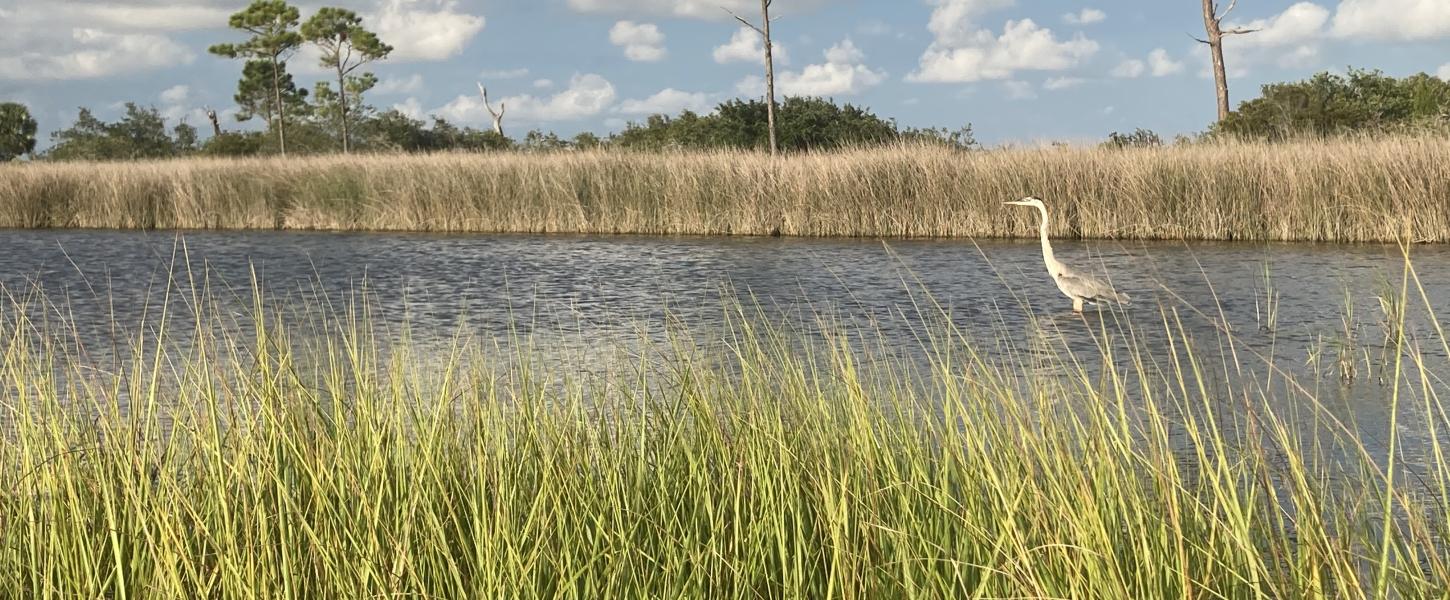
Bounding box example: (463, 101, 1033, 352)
(1033, 204, 1061, 272)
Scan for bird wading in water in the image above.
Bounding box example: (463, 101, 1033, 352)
(1004, 196, 1130, 313)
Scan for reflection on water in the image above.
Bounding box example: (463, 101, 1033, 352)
(2, 229, 1448, 476)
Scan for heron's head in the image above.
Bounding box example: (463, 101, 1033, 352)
(1003, 196, 1045, 209)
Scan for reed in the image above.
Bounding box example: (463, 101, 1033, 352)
(3, 136, 1449, 241)
(0, 260, 1446, 598)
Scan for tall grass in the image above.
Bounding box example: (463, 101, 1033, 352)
(3, 136, 1450, 241)
(0, 258, 1446, 597)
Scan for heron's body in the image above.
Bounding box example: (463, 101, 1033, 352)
(1006, 197, 1130, 313)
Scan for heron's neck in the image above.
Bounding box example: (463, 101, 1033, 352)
(1034, 205, 1058, 269)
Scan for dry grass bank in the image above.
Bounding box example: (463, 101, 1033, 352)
(2, 137, 1448, 241)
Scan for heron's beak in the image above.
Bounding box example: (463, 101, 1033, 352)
(1003, 200, 1025, 206)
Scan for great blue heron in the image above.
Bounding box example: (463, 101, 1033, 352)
(1004, 196, 1130, 313)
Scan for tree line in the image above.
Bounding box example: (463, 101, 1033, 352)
(2, 0, 1450, 162)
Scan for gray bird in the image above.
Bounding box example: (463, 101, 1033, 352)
(1004, 196, 1130, 313)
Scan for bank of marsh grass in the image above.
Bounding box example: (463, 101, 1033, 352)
(3, 136, 1449, 241)
(1, 256, 1448, 598)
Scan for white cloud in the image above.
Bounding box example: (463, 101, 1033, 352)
(1112, 48, 1182, 79)
(926, 0, 1015, 47)
(394, 97, 424, 119)
(737, 39, 886, 96)
(857, 19, 894, 36)
(437, 73, 618, 123)
(1063, 8, 1106, 25)
(909, 8, 1099, 84)
(609, 21, 667, 62)
(290, 45, 331, 75)
(0, 1, 232, 33)
(566, 0, 827, 19)
(1439, 63, 1450, 79)
(0, 2, 230, 32)
(534, 78, 555, 89)
(1147, 48, 1183, 76)
(156, 85, 195, 123)
(1218, 2, 1330, 71)
(1003, 80, 1035, 99)
(480, 68, 530, 80)
(0, 28, 194, 81)
(1226, 3, 1330, 48)
(159, 84, 190, 105)
(1110, 59, 1145, 78)
(1331, 0, 1450, 41)
(374, 74, 425, 96)
(824, 38, 866, 63)
(617, 88, 711, 114)
(371, 0, 485, 61)
(1043, 76, 1083, 90)
(713, 27, 788, 65)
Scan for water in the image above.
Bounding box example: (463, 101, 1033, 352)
(5, 229, 1445, 352)
(3, 230, 1449, 476)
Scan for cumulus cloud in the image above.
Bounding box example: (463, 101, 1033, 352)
(909, 1, 1097, 83)
(857, 19, 894, 37)
(1439, 63, 1450, 79)
(1147, 48, 1183, 76)
(1111, 59, 1145, 78)
(713, 28, 788, 65)
(534, 79, 555, 89)
(155, 84, 194, 122)
(1003, 80, 1035, 99)
(1112, 48, 1181, 78)
(737, 39, 886, 96)
(393, 97, 423, 119)
(374, 74, 425, 95)
(1043, 76, 1083, 90)
(371, 0, 485, 61)
(2, 2, 231, 31)
(1331, 0, 1450, 41)
(566, 0, 828, 19)
(159, 84, 190, 104)
(1063, 8, 1105, 25)
(0, 27, 194, 81)
(609, 21, 667, 61)
(617, 88, 711, 114)
(1218, 2, 1330, 70)
(925, 0, 1015, 47)
(436, 73, 617, 123)
(480, 68, 530, 80)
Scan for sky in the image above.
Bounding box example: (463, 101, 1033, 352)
(2, 0, 1449, 147)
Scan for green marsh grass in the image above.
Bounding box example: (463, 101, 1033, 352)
(3, 136, 1450, 241)
(0, 257, 1448, 598)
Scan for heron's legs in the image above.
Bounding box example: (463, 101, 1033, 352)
(1072, 297, 1084, 313)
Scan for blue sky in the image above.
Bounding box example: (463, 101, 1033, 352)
(2, 0, 1449, 147)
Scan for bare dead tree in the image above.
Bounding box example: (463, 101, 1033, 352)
(476, 82, 506, 137)
(1195, 0, 1258, 122)
(204, 106, 222, 137)
(725, 0, 779, 156)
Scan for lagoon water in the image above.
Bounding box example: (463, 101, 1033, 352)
(4, 229, 1450, 483)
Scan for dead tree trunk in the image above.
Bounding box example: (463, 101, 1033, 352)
(728, 0, 779, 156)
(1197, 0, 1257, 123)
(476, 83, 506, 138)
(205, 107, 222, 137)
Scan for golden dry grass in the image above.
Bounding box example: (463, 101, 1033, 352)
(2, 136, 1448, 241)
